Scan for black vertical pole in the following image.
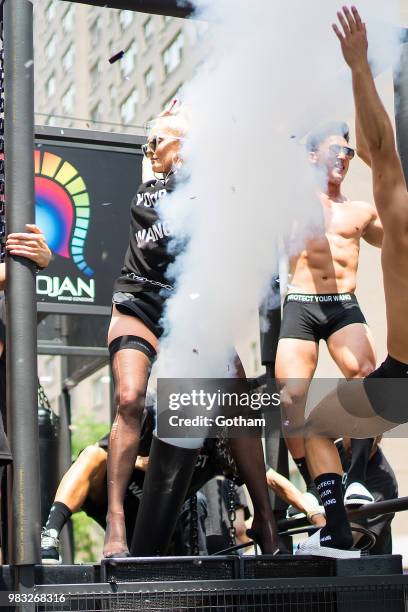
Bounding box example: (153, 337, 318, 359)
(4, 0, 40, 586)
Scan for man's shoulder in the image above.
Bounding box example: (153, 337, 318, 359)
(347, 199, 377, 222)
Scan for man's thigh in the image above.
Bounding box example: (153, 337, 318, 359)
(327, 323, 376, 378)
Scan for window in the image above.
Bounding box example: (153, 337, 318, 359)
(46, 0, 56, 22)
(62, 5, 75, 33)
(90, 60, 102, 90)
(62, 43, 75, 72)
(121, 41, 138, 78)
(162, 32, 184, 77)
(143, 17, 154, 46)
(109, 84, 118, 105)
(90, 16, 102, 46)
(91, 103, 102, 123)
(144, 67, 155, 100)
(46, 75, 55, 98)
(62, 85, 75, 113)
(119, 10, 134, 30)
(163, 85, 182, 110)
(45, 34, 57, 60)
(120, 89, 139, 124)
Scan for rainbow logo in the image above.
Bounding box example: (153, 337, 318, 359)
(35, 150, 93, 277)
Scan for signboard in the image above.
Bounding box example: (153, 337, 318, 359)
(34, 129, 143, 311)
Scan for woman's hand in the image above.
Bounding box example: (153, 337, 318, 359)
(6, 224, 52, 269)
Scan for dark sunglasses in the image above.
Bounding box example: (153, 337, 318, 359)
(328, 144, 355, 160)
(142, 135, 184, 157)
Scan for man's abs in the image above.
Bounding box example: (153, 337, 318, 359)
(289, 233, 360, 294)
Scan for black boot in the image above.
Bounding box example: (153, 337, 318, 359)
(130, 436, 199, 556)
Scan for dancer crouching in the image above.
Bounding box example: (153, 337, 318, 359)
(104, 105, 279, 557)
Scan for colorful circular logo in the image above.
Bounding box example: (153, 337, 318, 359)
(35, 150, 93, 277)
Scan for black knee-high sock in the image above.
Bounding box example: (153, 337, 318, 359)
(45, 502, 72, 537)
(315, 473, 353, 549)
(347, 438, 374, 485)
(294, 457, 313, 488)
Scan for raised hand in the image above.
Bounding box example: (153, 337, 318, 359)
(332, 6, 369, 70)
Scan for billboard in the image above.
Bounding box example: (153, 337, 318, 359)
(34, 129, 143, 311)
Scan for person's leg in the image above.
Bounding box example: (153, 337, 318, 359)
(104, 307, 158, 557)
(41, 445, 108, 564)
(327, 323, 376, 500)
(275, 338, 319, 487)
(300, 378, 395, 555)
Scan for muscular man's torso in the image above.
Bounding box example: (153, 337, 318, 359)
(289, 198, 376, 294)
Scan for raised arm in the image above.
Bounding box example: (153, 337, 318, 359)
(333, 6, 408, 229)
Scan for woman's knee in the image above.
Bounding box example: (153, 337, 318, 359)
(115, 386, 146, 420)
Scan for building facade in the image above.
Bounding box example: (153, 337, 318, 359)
(33, 0, 208, 134)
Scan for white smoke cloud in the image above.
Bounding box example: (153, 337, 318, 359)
(154, 0, 401, 444)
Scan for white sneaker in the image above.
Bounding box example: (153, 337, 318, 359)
(344, 482, 374, 507)
(295, 529, 361, 559)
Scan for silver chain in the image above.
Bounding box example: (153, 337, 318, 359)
(125, 272, 173, 291)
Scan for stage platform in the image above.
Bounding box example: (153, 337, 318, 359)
(0, 554, 407, 611)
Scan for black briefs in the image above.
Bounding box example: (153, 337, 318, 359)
(108, 335, 157, 363)
(363, 355, 408, 424)
(279, 292, 367, 343)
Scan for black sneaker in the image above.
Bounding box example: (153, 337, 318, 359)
(41, 528, 61, 565)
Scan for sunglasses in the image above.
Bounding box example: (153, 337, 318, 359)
(142, 135, 184, 157)
(328, 144, 355, 160)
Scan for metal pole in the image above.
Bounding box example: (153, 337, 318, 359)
(60, 0, 194, 18)
(4, 0, 41, 583)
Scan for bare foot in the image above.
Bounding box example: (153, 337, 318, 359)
(103, 511, 129, 558)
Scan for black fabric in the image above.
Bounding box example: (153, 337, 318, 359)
(45, 501, 72, 536)
(363, 355, 408, 424)
(337, 441, 398, 555)
(279, 292, 366, 343)
(314, 472, 353, 549)
(294, 456, 313, 488)
(0, 293, 12, 466)
(114, 174, 177, 294)
(202, 477, 250, 550)
(347, 438, 374, 486)
(108, 334, 157, 362)
(112, 290, 170, 339)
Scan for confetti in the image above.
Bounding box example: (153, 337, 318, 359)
(189, 293, 200, 300)
(193, 348, 199, 354)
(24, 59, 33, 68)
(60, 129, 64, 134)
(109, 50, 125, 65)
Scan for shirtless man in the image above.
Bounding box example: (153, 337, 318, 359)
(276, 118, 382, 509)
(297, 5, 408, 558)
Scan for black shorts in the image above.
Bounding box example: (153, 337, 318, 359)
(279, 293, 367, 343)
(363, 355, 408, 424)
(112, 289, 171, 339)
